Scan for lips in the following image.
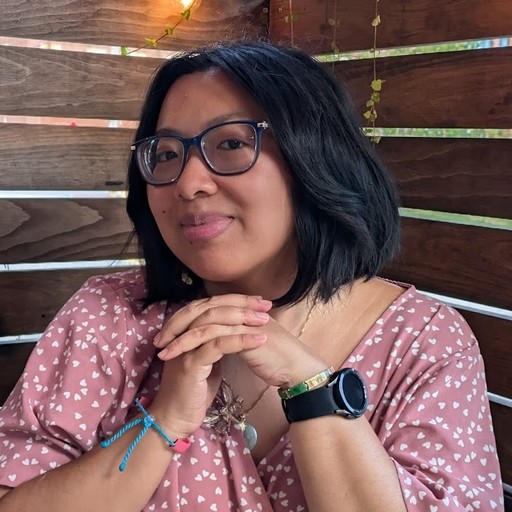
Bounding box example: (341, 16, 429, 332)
(179, 212, 234, 243)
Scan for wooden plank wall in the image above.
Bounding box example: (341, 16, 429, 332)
(0, 0, 511, 502)
(269, 0, 512, 495)
(0, 0, 268, 395)
(0, 1, 268, 49)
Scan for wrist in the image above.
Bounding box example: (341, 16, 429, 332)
(281, 357, 330, 388)
(148, 411, 193, 441)
(142, 397, 193, 440)
(100, 397, 191, 471)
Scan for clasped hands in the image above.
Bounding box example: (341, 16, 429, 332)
(148, 294, 327, 439)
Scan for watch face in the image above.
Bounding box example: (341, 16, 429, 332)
(334, 368, 368, 418)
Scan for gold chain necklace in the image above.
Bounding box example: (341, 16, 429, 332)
(203, 301, 316, 450)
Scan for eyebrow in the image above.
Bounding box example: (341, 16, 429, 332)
(155, 112, 248, 137)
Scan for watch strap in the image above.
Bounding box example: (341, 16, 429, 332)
(282, 378, 340, 422)
(281, 368, 368, 423)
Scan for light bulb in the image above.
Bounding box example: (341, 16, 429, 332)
(169, 0, 202, 12)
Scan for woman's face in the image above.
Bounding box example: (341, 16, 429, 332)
(147, 69, 297, 298)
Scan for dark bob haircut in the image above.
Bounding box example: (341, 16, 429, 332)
(126, 41, 400, 307)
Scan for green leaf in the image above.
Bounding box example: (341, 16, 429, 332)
(363, 110, 372, 119)
(181, 9, 191, 21)
(165, 27, 174, 36)
(371, 91, 381, 102)
(285, 13, 299, 23)
(330, 41, 340, 53)
(120, 46, 128, 56)
(371, 15, 381, 27)
(372, 135, 382, 144)
(145, 38, 158, 48)
(371, 79, 384, 91)
(366, 99, 374, 107)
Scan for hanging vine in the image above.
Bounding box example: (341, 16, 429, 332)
(328, 0, 341, 54)
(120, 1, 198, 56)
(284, 0, 382, 143)
(285, 0, 299, 45)
(363, 0, 384, 143)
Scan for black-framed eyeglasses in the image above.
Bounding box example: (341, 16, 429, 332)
(131, 120, 269, 186)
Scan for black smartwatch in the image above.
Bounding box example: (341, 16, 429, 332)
(281, 368, 368, 423)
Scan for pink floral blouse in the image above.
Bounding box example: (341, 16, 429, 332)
(0, 269, 504, 511)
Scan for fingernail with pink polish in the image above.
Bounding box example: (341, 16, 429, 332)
(253, 311, 270, 320)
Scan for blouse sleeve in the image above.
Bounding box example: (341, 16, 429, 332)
(0, 275, 145, 488)
(375, 304, 504, 511)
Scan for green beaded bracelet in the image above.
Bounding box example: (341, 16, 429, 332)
(278, 367, 334, 399)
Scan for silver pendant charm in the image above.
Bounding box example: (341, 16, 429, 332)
(243, 423, 258, 451)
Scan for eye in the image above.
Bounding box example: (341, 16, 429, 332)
(218, 139, 246, 150)
(156, 150, 179, 162)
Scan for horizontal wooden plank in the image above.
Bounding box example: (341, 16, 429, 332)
(2, 133, 511, 225)
(0, 124, 134, 190)
(270, 0, 512, 53)
(0, 0, 268, 49)
(2, 128, 511, 219)
(0, 269, 128, 337)
(0, 343, 35, 405)
(0, 46, 162, 120)
(461, 312, 512, 398)
(379, 138, 512, 219)
(2, 203, 511, 307)
(3, 46, 511, 129)
(490, 402, 512, 485)
(332, 47, 512, 128)
(0, 199, 137, 263)
(384, 219, 512, 310)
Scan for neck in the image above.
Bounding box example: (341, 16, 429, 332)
(269, 296, 316, 337)
(203, 267, 296, 301)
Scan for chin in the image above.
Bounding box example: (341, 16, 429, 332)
(191, 260, 257, 279)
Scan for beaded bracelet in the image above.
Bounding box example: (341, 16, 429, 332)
(101, 398, 191, 471)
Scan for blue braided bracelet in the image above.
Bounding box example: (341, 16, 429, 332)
(101, 398, 179, 471)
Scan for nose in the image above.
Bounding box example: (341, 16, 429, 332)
(173, 146, 218, 200)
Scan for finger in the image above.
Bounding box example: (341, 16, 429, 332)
(158, 323, 242, 359)
(158, 331, 267, 362)
(157, 323, 265, 359)
(189, 305, 271, 329)
(156, 305, 270, 350)
(154, 295, 272, 347)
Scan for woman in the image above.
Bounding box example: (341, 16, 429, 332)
(0, 41, 504, 511)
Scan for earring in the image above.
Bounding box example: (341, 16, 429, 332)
(181, 271, 193, 286)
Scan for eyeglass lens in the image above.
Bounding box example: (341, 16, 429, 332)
(144, 123, 258, 183)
